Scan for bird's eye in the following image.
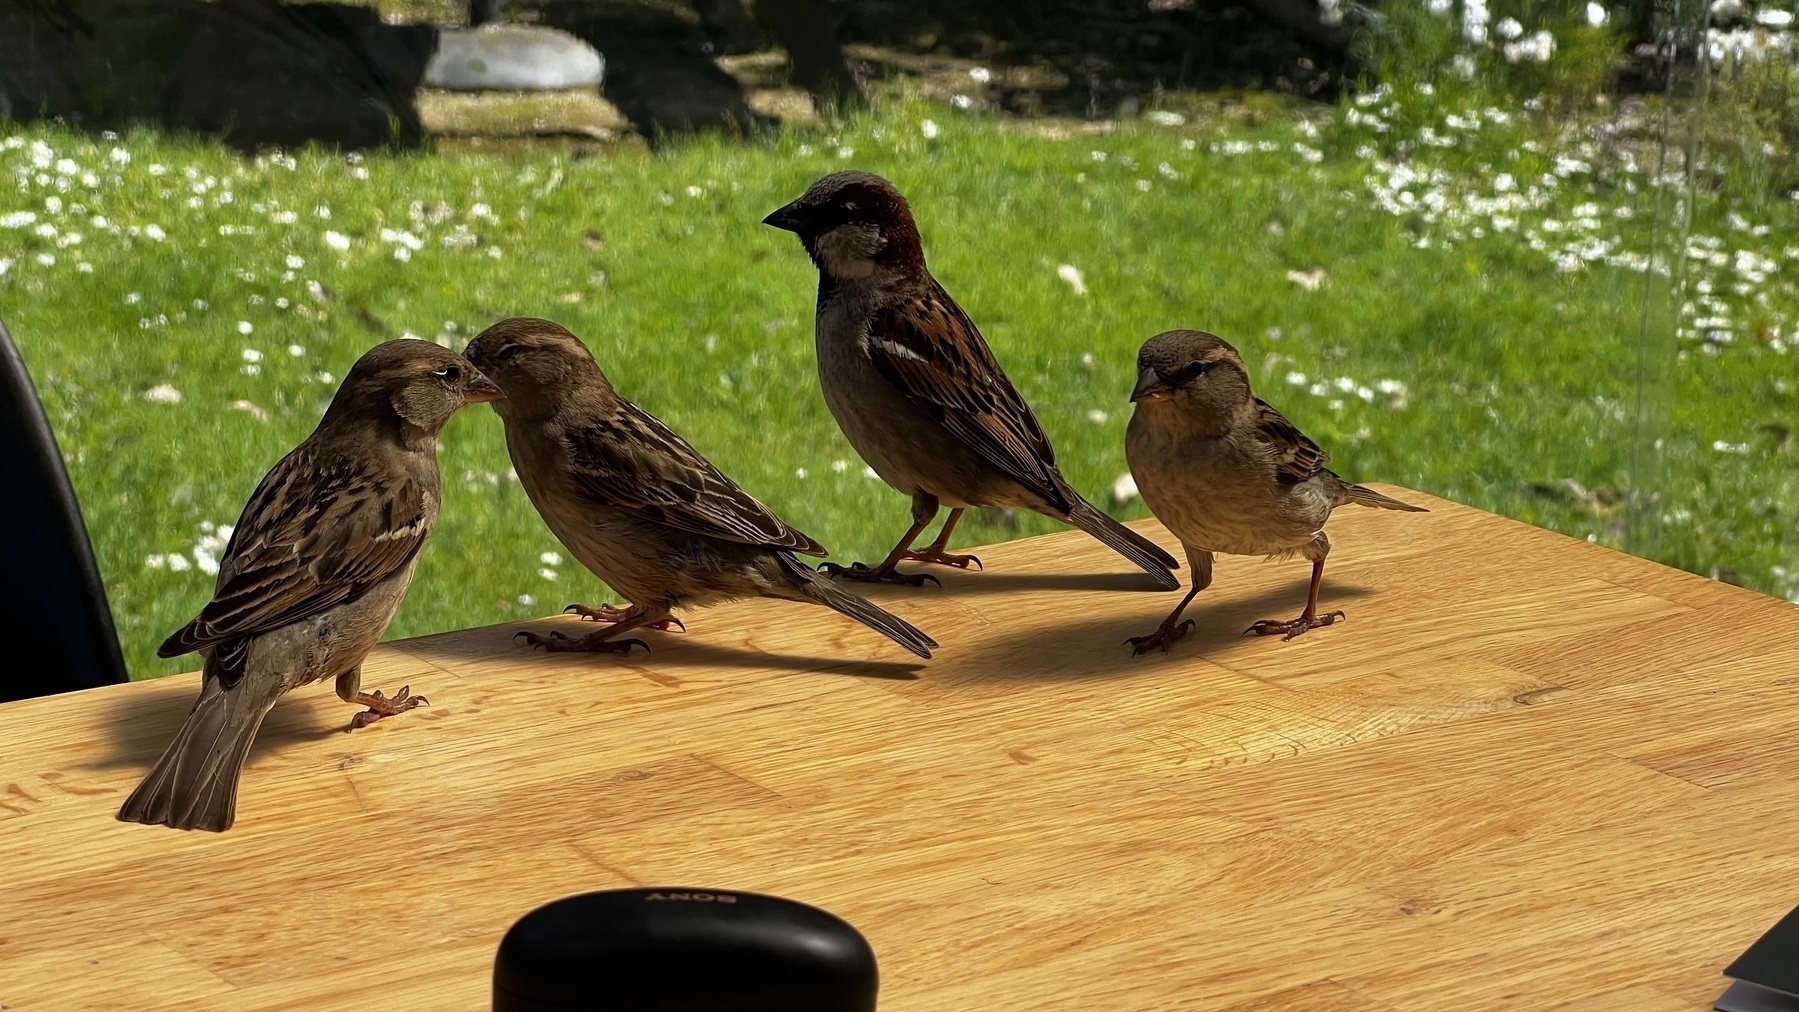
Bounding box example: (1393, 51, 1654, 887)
(497, 344, 520, 361)
(436, 365, 462, 383)
(843, 200, 859, 212)
(1184, 361, 1206, 379)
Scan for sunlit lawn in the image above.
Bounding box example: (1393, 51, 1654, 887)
(3, 91, 1796, 678)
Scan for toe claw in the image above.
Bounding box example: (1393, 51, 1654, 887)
(921, 573, 942, 588)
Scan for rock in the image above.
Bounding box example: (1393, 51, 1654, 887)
(425, 25, 604, 91)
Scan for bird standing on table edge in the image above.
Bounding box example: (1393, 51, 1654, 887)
(1123, 329, 1426, 655)
(762, 170, 1180, 591)
(462, 316, 938, 660)
(118, 339, 499, 832)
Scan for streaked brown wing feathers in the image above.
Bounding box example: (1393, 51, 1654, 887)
(1254, 398, 1330, 485)
(158, 446, 433, 660)
(562, 403, 827, 556)
(867, 281, 1064, 505)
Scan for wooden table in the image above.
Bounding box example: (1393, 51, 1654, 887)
(4, 486, 1796, 1010)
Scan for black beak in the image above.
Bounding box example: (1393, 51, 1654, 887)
(464, 370, 502, 404)
(762, 201, 806, 233)
(1130, 366, 1173, 404)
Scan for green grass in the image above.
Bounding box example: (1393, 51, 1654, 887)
(3, 89, 1796, 679)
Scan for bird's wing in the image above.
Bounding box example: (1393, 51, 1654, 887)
(865, 279, 1065, 506)
(1252, 398, 1331, 485)
(560, 402, 827, 556)
(159, 445, 433, 666)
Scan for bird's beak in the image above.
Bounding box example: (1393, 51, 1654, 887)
(1130, 366, 1173, 403)
(463, 370, 502, 404)
(762, 201, 806, 233)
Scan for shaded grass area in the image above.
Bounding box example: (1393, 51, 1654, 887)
(1, 91, 1795, 679)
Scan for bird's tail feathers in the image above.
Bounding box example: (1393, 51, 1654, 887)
(1064, 496, 1181, 589)
(778, 554, 937, 659)
(1343, 484, 1429, 512)
(117, 664, 280, 832)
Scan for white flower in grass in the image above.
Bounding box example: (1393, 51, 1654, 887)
(324, 230, 350, 251)
(168, 554, 192, 572)
(1587, 2, 1609, 26)
(538, 567, 559, 581)
(1112, 472, 1139, 503)
(1504, 30, 1556, 64)
(517, 594, 535, 606)
(1057, 264, 1088, 296)
(920, 120, 940, 139)
(237, 321, 254, 335)
(1496, 17, 1524, 40)
(144, 224, 165, 241)
(1286, 267, 1328, 291)
(141, 384, 183, 404)
(540, 552, 563, 566)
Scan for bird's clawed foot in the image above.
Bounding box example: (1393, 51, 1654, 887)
(564, 603, 685, 632)
(1242, 610, 1345, 642)
(1125, 618, 1196, 656)
(818, 561, 941, 588)
(901, 547, 983, 571)
(514, 630, 651, 654)
(348, 685, 428, 731)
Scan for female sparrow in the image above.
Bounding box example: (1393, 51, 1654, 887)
(119, 339, 499, 831)
(462, 317, 937, 659)
(1124, 329, 1426, 654)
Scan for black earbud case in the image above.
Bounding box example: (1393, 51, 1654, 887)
(493, 887, 878, 1011)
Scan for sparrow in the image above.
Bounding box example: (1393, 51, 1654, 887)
(462, 317, 937, 659)
(1123, 329, 1426, 654)
(118, 339, 499, 831)
(762, 171, 1180, 589)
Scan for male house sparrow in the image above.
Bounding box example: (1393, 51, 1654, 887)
(1123, 330, 1426, 654)
(763, 171, 1179, 589)
(118, 340, 499, 831)
(462, 317, 937, 659)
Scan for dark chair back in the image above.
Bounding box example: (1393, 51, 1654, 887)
(0, 317, 130, 702)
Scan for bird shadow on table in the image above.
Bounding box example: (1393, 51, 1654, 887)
(405, 624, 925, 682)
(88, 683, 351, 774)
(943, 577, 1377, 684)
(920, 568, 1179, 597)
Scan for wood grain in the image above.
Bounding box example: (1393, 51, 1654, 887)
(1, 486, 1789, 1010)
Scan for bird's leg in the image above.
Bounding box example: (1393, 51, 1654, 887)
(1243, 559, 1345, 642)
(517, 606, 665, 654)
(820, 491, 943, 587)
(335, 665, 429, 731)
(564, 602, 685, 632)
(1125, 585, 1202, 656)
(900, 508, 982, 570)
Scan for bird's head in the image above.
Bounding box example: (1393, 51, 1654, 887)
(762, 170, 925, 282)
(1130, 330, 1251, 426)
(462, 317, 610, 420)
(324, 338, 498, 444)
